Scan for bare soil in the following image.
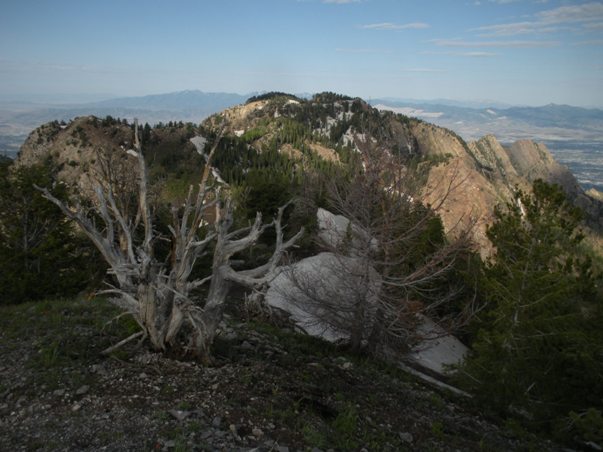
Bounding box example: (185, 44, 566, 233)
(0, 298, 560, 451)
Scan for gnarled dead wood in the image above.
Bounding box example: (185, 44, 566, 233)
(37, 121, 303, 361)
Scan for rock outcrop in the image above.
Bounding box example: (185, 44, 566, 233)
(265, 251, 381, 342)
(16, 116, 138, 198)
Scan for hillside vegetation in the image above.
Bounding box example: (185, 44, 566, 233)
(2, 92, 602, 449)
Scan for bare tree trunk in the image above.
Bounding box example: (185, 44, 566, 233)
(36, 121, 304, 361)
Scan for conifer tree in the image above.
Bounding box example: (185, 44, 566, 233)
(0, 160, 99, 303)
(460, 180, 603, 436)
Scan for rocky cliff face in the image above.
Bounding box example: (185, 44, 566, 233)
(16, 116, 138, 197)
(16, 94, 603, 251)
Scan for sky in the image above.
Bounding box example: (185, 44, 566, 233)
(0, 0, 602, 107)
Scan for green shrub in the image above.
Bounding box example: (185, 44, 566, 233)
(0, 160, 102, 303)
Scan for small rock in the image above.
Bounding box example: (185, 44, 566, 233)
(229, 424, 237, 434)
(168, 409, 191, 421)
(223, 331, 238, 341)
(341, 362, 353, 370)
(240, 341, 254, 351)
(212, 416, 222, 428)
(585, 442, 603, 452)
(53, 389, 66, 397)
(252, 427, 263, 438)
(139, 372, 148, 379)
(399, 432, 413, 443)
(277, 447, 290, 452)
(75, 385, 89, 396)
(164, 439, 176, 448)
(72, 403, 81, 412)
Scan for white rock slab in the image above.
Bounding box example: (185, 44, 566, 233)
(409, 315, 468, 374)
(265, 252, 380, 342)
(189, 135, 207, 156)
(316, 208, 377, 254)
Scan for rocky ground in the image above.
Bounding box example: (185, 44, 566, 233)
(0, 298, 562, 451)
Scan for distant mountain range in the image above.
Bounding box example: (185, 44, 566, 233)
(1, 90, 602, 161)
(0, 90, 251, 134)
(0, 90, 252, 158)
(371, 99, 603, 142)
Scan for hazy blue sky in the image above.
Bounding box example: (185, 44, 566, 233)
(1, 0, 602, 106)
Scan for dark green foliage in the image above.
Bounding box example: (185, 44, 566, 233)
(459, 180, 603, 442)
(240, 127, 267, 143)
(312, 92, 354, 103)
(0, 160, 102, 304)
(238, 169, 294, 220)
(246, 92, 301, 104)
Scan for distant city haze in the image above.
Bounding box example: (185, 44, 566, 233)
(1, 0, 602, 107)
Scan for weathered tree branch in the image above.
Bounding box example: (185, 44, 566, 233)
(36, 121, 303, 360)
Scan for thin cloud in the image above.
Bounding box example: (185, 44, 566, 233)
(574, 39, 603, 46)
(335, 48, 393, 54)
(420, 50, 497, 57)
(473, 2, 603, 37)
(361, 22, 430, 30)
(400, 68, 447, 73)
(431, 38, 559, 48)
(473, 22, 560, 37)
(537, 2, 603, 25)
(461, 51, 498, 57)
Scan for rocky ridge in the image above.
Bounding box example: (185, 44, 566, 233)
(15, 93, 603, 252)
(203, 95, 603, 251)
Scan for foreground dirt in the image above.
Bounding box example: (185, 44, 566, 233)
(0, 298, 560, 451)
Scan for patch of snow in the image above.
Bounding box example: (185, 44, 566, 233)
(342, 127, 357, 149)
(317, 208, 377, 253)
(335, 110, 353, 121)
(409, 315, 468, 374)
(486, 109, 497, 116)
(211, 168, 227, 185)
(234, 130, 245, 137)
(286, 99, 300, 105)
(189, 135, 208, 155)
(265, 252, 380, 342)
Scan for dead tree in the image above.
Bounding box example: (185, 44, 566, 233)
(37, 121, 303, 361)
(286, 143, 474, 353)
